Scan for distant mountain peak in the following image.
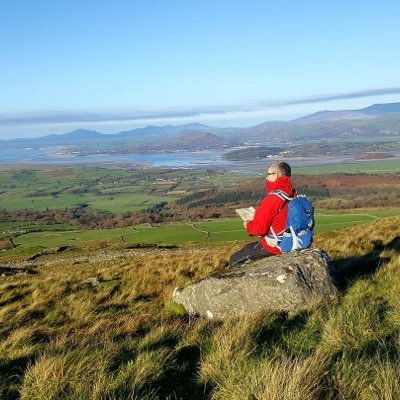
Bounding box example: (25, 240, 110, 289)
(68, 128, 102, 135)
(178, 131, 222, 143)
(293, 102, 400, 124)
(181, 122, 210, 128)
(292, 110, 367, 123)
(2, 101, 400, 146)
(46, 128, 104, 138)
(360, 102, 400, 115)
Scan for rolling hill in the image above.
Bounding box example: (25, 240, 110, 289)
(1, 102, 400, 151)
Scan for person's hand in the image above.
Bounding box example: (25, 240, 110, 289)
(243, 221, 248, 229)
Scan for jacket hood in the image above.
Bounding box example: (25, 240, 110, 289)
(266, 175, 294, 196)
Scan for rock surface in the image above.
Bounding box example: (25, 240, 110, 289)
(173, 248, 338, 319)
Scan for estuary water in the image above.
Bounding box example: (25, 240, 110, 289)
(0, 146, 231, 168)
(1, 146, 399, 171)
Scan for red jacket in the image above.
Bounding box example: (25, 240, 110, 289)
(246, 176, 295, 255)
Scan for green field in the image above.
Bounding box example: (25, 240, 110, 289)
(293, 159, 400, 175)
(0, 221, 75, 232)
(0, 168, 179, 212)
(1, 163, 398, 216)
(4, 208, 399, 258)
(0, 167, 249, 213)
(1, 164, 399, 258)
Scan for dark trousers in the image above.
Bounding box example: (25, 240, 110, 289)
(229, 241, 274, 268)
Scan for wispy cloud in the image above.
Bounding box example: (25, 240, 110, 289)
(1, 87, 400, 127)
(258, 87, 400, 107)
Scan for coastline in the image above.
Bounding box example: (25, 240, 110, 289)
(0, 154, 399, 173)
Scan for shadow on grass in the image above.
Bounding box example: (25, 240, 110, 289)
(333, 236, 399, 290)
(253, 310, 322, 357)
(0, 356, 31, 400)
(0, 267, 37, 277)
(155, 344, 211, 400)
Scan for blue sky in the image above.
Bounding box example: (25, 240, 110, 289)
(1, 0, 400, 139)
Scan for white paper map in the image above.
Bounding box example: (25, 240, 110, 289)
(235, 206, 255, 221)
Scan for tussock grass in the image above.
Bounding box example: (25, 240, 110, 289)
(0, 216, 399, 399)
(209, 353, 330, 400)
(329, 352, 400, 400)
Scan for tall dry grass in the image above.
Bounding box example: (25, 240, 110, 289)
(0, 216, 399, 399)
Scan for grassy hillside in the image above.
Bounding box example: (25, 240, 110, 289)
(0, 216, 399, 399)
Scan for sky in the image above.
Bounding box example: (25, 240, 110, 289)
(1, 0, 400, 139)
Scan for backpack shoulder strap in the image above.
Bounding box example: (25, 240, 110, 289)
(265, 191, 291, 240)
(268, 190, 292, 218)
(269, 190, 293, 202)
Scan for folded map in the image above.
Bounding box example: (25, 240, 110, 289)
(235, 206, 255, 221)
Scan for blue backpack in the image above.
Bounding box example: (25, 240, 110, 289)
(270, 191, 314, 253)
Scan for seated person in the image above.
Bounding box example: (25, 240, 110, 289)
(230, 161, 295, 267)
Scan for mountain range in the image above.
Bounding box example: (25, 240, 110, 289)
(2, 102, 400, 152)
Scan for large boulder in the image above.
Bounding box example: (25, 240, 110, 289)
(173, 248, 338, 319)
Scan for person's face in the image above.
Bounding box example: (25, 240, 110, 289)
(266, 169, 278, 182)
